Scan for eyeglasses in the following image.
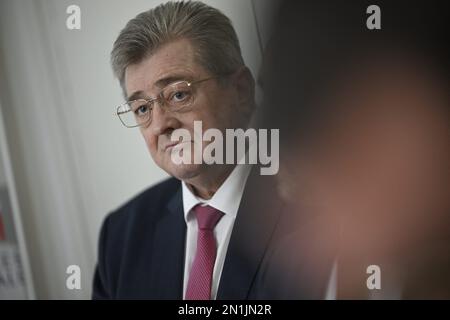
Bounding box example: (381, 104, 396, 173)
(116, 77, 217, 128)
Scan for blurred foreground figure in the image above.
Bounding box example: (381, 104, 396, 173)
(262, 0, 450, 299)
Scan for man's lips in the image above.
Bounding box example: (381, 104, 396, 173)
(164, 141, 180, 151)
(164, 140, 192, 151)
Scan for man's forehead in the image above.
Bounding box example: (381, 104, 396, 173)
(124, 39, 201, 98)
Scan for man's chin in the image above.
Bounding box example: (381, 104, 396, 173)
(163, 163, 205, 182)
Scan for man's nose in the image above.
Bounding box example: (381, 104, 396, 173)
(150, 101, 181, 136)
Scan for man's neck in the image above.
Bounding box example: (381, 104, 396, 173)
(185, 165, 236, 200)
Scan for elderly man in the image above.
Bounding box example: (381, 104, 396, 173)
(92, 1, 283, 300)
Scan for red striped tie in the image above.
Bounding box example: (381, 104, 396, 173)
(185, 204, 224, 300)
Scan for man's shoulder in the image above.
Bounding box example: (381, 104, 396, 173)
(103, 177, 181, 230)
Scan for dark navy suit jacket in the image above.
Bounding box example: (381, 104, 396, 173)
(92, 168, 336, 299)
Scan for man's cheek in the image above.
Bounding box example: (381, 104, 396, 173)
(149, 141, 159, 159)
(143, 135, 158, 157)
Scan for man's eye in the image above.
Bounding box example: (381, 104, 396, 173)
(171, 90, 190, 102)
(134, 105, 149, 116)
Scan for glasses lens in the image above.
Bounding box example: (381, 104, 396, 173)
(162, 82, 194, 110)
(117, 99, 151, 127)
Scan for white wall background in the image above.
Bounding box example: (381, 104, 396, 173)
(0, 0, 276, 299)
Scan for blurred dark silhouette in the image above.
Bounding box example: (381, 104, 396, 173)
(261, 0, 450, 299)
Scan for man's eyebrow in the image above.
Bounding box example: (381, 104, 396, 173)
(126, 90, 147, 102)
(126, 74, 193, 101)
(154, 74, 192, 88)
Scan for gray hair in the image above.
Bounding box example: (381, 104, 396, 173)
(111, 1, 245, 90)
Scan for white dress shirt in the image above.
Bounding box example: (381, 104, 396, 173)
(182, 164, 252, 299)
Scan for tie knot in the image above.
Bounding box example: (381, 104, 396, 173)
(193, 204, 223, 230)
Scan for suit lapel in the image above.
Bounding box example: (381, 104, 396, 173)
(150, 185, 186, 299)
(217, 168, 282, 299)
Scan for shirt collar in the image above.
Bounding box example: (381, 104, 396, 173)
(182, 164, 252, 222)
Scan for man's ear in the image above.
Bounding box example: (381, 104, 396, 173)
(232, 66, 256, 110)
